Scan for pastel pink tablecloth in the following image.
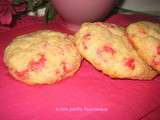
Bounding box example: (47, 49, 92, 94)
(0, 14, 160, 120)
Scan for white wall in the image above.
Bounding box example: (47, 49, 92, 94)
(120, 0, 160, 15)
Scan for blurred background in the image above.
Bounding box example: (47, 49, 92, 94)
(119, 0, 160, 16)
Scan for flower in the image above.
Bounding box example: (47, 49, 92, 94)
(0, 0, 15, 25)
(0, 0, 55, 26)
(0, 0, 26, 25)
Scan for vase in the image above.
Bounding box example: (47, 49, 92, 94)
(52, 0, 116, 31)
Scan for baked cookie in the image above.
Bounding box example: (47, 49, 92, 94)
(4, 30, 81, 85)
(126, 21, 160, 72)
(75, 22, 158, 80)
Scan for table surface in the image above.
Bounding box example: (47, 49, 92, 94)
(0, 14, 160, 120)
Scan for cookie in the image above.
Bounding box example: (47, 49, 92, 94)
(126, 21, 160, 72)
(75, 22, 158, 80)
(4, 30, 81, 85)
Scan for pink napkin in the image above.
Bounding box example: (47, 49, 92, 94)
(0, 14, 160, 120)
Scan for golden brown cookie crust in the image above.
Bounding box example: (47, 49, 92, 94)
(127, 21, 160, 72)
(4, 30, 82, 85)
(75, 22, 158, 80)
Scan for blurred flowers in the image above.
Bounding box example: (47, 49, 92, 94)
(0, 0, 55, 25)
(0, 0, 26, 25)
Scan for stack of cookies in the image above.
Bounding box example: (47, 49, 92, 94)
(75, 21, 159, 80)
(4, 21, 160, 85)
